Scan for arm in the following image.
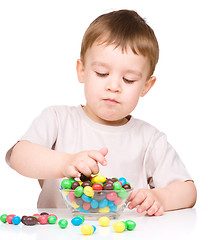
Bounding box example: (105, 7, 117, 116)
(10, 140, 108, 179)
(128, 180, 197, 216)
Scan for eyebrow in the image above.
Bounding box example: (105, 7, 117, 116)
(91, 61, 110, 68)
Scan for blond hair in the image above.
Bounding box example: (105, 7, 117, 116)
(80, 9, 159, 78)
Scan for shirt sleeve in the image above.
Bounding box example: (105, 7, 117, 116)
(145, 131, 192, 188)
(5, 106, 58, 164)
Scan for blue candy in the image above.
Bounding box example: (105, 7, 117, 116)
(92, 225, 96, 233)
(99, 198, 108, 208)
(91, 199, 99, 209)
(81, 194, 92, 203)
(71, 216, 83, 226)
(119, 177, 127, 186)
(108, 200, 115, 207)
(12, 216, 21, 225)
(110, 205, 117, 212)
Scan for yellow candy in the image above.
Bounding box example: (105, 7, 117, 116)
(81, 224, 94, 235)
(84, 186, 94, 197)
(93, 175, 106, 183)
(113, 221, 126, 233)
(62, 190, 69, 196)
(98, 216, 110, 227)
(71, 201, 80, 208)
(99, 206, 110, 213)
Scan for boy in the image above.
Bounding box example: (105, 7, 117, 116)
(6, 10, 196, 216)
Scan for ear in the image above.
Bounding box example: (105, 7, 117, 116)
(76, 59, 85, 83)
(141, 76, 156, 97)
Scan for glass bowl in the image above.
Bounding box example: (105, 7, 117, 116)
(60, 188, 133, 220)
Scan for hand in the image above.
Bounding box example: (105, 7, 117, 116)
(128, 188, 164, 216)
(62, 147, 108, 178)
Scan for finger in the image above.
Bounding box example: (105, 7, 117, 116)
(86, 158, 100, 175)
(137, 196, 154, 213)
(128, 189, 139, 202)
(65, 165, 81, 178)
(88, 150, 108, 166)
(128, 190, 147, 209)
(147, 201, 160, 216)
(99, 147, 108, 157)
(154, 206, 164, 216)
(76, 161, 92, 177)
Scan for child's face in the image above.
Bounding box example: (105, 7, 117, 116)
(77, 43, 156, 126)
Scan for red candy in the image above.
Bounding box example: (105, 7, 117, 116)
(83, 202, 91, 210)
(92, 183, 103, 190)
(106, 192, 117, 201)
(6, 214, 16, 224)
(68, 192, 76, 201)
(114, 197, 123, 205)
(39, 215, 48, 224)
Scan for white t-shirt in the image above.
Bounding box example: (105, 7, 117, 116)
(6, 105, 192, 208)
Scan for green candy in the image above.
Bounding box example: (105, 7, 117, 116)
(0, 214, 8, 223)
(58, 219, 68, 229)
(125, 220, 136, 231)
(48, 216, 57, 224)
(117, 188, 128, 200)
(122, 221, 127, 230)
(74, 186, 84, 197)
(61, 179, 72, 189)
(76, 215, 85, 223)
(113, 182, 122, 190)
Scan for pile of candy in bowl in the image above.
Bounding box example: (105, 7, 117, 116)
(60, 174, 133, 219)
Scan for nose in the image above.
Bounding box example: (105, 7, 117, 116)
(105, 76, 121, 93)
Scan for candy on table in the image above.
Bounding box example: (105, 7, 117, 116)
(125, 220, 136, 231)
(39, 215, 48, 224)
(12, 216, 21, 225)
(80, 224, 96, 235)
(48, 215, 58, 224)
(113, 221, 126, 233)
(98, 216, 110, 227)
(58, 219, 68, 229)
(6, 214, 16, 224)
(22, 216, 39, 226)
(0, 214, 8, 223)
(112, 220, 136, 233)
(71, 216, 83, 226)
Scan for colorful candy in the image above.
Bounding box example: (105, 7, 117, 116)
(113, 221, 126, 233)
(98, 216, 110, 227)
(58, 219, 68, 229)
(125, 220, 136, 231)
(12, 216, 21, 225)
(0, 214, 8, 223)
(22, 216, 38, 226)
(80, 224, 95, 235)
(60, 174, 132, 214)
(0, 210, 136, 235)
(71, 216, 83, 226)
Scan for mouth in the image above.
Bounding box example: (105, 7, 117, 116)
(103, 98, 119, 105)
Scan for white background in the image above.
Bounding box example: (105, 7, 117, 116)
(0, 0, 207, 209)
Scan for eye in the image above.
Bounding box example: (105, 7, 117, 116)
(123, 77, 135, 84)
(95, 72, 109, 77)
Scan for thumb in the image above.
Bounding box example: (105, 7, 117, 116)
(99, 147, 108, 157)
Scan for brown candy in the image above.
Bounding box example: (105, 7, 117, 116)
(22, 216, 38, 226)
(80, 173, 90, 182)
(71, 181, 80, 189)
(123, 183, 131, 189)
(40, 212, 49, 216)
(82, 181, 92, 188)
(103, 182, 114, 190)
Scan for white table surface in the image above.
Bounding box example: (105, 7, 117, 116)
(0, 206, 205, 240)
